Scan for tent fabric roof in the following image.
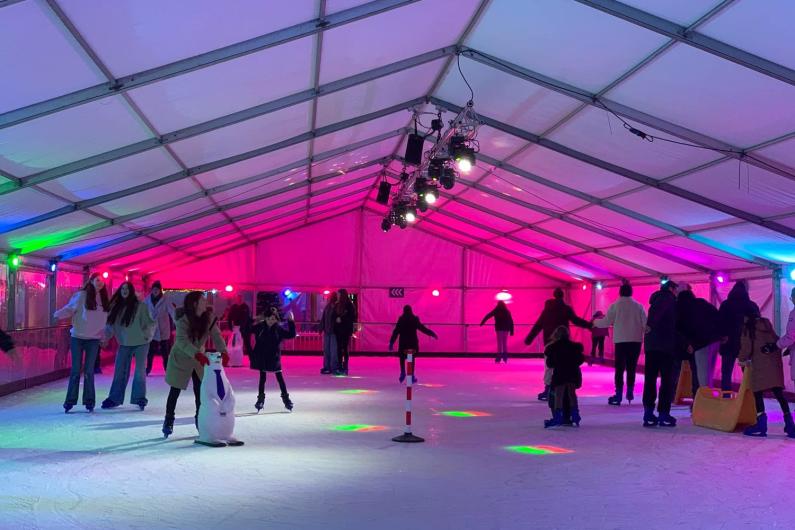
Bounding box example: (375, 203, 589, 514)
(1, 0, 793, 280)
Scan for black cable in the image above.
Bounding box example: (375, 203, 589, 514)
(457, 53, 474, 104)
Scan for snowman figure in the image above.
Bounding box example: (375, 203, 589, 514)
(195, 351, 244, 447)
(226, 326, 245, 367)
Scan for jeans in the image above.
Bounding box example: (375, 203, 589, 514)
(165, 370, 201, 421)
(591, 336, 605, 358)
(694, 342, 719, 389)
(614, 342, 641, 397)
(496, 331, 509, 361)
(107, 344, 149, 406)
(65, 337, 100, 406)
(322, 333, 337, 371)
(643, 350, 675, 415)
(720, 350, 738, 391)
(146, 339, 170, 374)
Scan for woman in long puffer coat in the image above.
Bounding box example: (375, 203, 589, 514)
(250, 307, 297, 412)
(738, 315, 795, 438)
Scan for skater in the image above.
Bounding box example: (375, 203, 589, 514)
(524, 287, 591, 401)
(320, 291, 338, 374)
(227, 294, 253, 357)
(676, 288, 720, 392)
(642, 280, 679, 427)
(589, 311, 608, 365)
(543, 326, 585, 428)
(595, 283, 646, 406)
(250, 306, 297, 412)
(162, 291, 229, 438)
(480, 301, 514, 363)
(389, 305, 438, 383)
(0, 327, 17, 356)
(738, 315, 794, 438)
(145, 280, 175, 375)
(54, 272, 109, 413)
(101, 282, 155, 410)
(718, 280, 760, 392)
(334, 289, 356, 375)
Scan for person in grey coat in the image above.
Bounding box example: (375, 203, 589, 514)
(145, 281, 175, 375)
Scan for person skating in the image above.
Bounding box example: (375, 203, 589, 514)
(54, 273, 109, 413)
(738, 315, 794, 438)
(227, 294, 253, 357)
(145, 280, 175, 375)
(162, 292, 228, 438)
(643, 281, 679, 427)
(480, 301, 514, 363)
(588, 311, 608, 365)
(543, 326, 585, 428)
(389, 305, 438, 383)
(101, 282, 155, 410)
(334, 289, 356, 375)
(676, 288, 721, 393)
(594, 283, 647, 406)
(717, 280, 760, 393)
(524, 287, 591, 401)
(320, 292, 338, 374)
(250, 306, 297, 412)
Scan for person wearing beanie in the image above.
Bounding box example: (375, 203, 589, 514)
(525, 287, 591, 403)
(145, 280, 175, 375)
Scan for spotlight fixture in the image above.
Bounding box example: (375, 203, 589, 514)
(432, 289, 440, 297)
(595, 281, 603, 290)
(427, 158, 445, 181)
(440, 167, 456, 190)
(405, 206, 417, 223)
(660, 275, 669, 285)
(449, 135, 476, 174)
(424, 187, 438, 204)
(716, 274, 725, 284)
(49, 261, 57, 272)
(211, 289, 218, 294)
(381, 217, 392, 232)
(495, 290, 512, 302)
(225, 285, 234, 292)
(8, 254, 20, 269)
(790, 268, 795, 281)
(102, 271, 109, 279)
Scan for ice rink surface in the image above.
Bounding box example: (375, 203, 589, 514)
(1, 356, 793, 530)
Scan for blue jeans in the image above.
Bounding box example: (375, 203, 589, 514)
(65, 337, 100, 406)
(323, 333, 337, 371)
(106, 344, 150, 406)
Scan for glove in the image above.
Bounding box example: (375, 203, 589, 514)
(221, 352, 230, 367)
(195, 352, 210, 366)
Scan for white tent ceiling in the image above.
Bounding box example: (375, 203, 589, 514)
(1, 0, 794, 280)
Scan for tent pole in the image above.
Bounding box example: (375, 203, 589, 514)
(462, 248, 468, 354)
(773, 268, 783, 335)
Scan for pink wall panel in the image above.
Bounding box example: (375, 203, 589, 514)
(155, 246, 256, 289)
(466, 250, 564, 288)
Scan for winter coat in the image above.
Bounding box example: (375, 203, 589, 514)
(54, 290, 107, 340)
(525, 299, 591, 345)
(0, 328, 14, 352)
(677, 296, 721, 351)
(321, 303, 337, 334)
(645, 289, 677, 355)
(250, 320, 296, 372)
(105, 302, 155, 347)
(480, 308, 514, 334)
(165, 314, 227, 390)
(334, 299, 357, 336)
(389, 314, 437, 353)
(594, 296, 647, 344)
(718, 285, 760, 358)
(778, 307, 795, 381)
(146, 294, 175, 342)
(738, 317, 784, 392)
(590, 313, 609, 339)
(545, 338, 585, 388)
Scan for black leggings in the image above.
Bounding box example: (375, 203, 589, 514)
(591, 336, 605, 358)
(399, 350, 417, 375)
(165, 370, 201, 420)
(258, 371, 288, 396)
(754, 387, 790, 414)
(335, 332, 351, 370)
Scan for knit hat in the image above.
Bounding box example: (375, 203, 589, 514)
(151, 280, 162, 290)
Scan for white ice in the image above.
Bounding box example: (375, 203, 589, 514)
(1, 357, 793, 530)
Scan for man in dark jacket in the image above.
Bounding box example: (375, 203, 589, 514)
(677, 289, 721, 393)
(389, 305, 437, 382)
(524, 288, 591, 401)
(643, 281, 679, 427)
(718, 280, 760, 391)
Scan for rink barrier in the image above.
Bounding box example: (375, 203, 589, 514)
(392, 350, 424, 443)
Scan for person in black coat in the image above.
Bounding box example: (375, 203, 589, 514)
(717, 280, 760, 391)
(227, 295, 253, 356)
(643, 281, 679, 427)
(544, 326, 585, 428)
(676, 288, 721, 394)
(334, 289, 357, 375)
(1, 328, 17, 356)
(389, 305, 437, 383)
(250, 307, 297, 412)
(524, 288, 591, 401)
(480, 301, 514, 363)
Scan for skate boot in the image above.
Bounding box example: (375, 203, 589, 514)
(281, 393, 294, 411)
(544, 409, 563, 429)
(85, 402, 95, 412)
(784, 413, 795, 439)
(537, 386, 549, 401)
(643, 407, 659, 427)
(626, 390, 634, 405)
(608, 394, 622, 406)
(570, 408, 581, 427)
(255, 394, 265, 412)
(743, 413, 767, 437)
(162, 416, 174, 438)
(101, 398, 119, 409)
(658, 413, 677, 427)
(399, 372, 406, 383)
(63, 403, 73, 413)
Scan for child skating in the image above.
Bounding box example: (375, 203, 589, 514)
(251, 306, 297, 412)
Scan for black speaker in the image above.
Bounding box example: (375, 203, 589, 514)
(376, 180, 392, 205)
(404, 133, 425, 166)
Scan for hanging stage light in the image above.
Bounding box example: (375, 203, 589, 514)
(8, 254, 20, 270)
(381, 217, 392, 232)
(425, 187, 438, 204)
(440, 167, 456, 190)
(405, 133, 425, 166)
(449, 135, 476, 174)
(405, 206, 417, 223)
(428, 158, 445, 181)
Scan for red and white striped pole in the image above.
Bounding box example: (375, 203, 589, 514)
(393, 350, 424, 443)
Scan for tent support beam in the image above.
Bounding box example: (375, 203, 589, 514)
(773, 267, 783, 335)
(0, 0, 422, 130)
(574, 0, 795, 87)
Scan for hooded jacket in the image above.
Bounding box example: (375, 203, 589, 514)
(676, 291, 721, 351)
(390, 313, 437, 352)
(718, 282, 760, 357)
(525, 298, 590, 346)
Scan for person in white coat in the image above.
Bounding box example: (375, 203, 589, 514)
(595, 283, 647, 406)
(778, 287, 795, 381)
(145, 280, 175, 375)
